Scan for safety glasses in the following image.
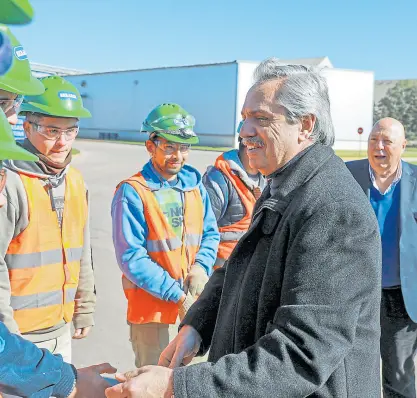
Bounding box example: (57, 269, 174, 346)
(28, 121, 79, 141)
(154, 140, 191, 155)
(0, 95, 23, 114)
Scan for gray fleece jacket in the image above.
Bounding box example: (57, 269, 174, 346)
(0, 159, 96, 343)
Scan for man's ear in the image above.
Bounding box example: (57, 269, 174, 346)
(145, 140, 155, 156)
(299, 114, 316, 142)
(23, 120, 32, 139)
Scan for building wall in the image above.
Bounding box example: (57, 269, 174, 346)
(235, 62, 258, 147)
(65, 63, 238, 147)
(64, 62, 374, 150)
(322, 68, 374, 150)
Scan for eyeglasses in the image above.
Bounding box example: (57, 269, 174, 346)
(28, 121, 79, 141)
(154, 140, 191, 155)
(0, 168, 6, 194)
(0, 96, 23, 114)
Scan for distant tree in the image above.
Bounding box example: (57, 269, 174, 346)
(374, 81, 417, 140)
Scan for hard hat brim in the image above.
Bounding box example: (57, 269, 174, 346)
(20, 102, 92, 118)
(0, 74, 45, 96)
(0, 141, 38, 161)
(0, 0, 34, 25)
(154, 132, 199, 145)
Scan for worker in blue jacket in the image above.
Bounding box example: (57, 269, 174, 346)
(0, 322, 116, 397)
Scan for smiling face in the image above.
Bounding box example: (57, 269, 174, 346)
(238, 80, 315, 176)
(368, 118, 406, 177)
(145, 137, 190, 181)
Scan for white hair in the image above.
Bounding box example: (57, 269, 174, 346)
(253, 57, 335, 146)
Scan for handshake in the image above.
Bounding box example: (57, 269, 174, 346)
(68, 264, 209, 397)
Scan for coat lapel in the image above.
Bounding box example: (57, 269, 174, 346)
(400, 161, 417, 236)
(353, 160, 371, 198)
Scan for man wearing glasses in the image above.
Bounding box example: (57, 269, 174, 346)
(0, 75, 96, 367)
(112, 103, 219, 368)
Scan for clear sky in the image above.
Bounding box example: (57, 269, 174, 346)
(10, 0, 417, 80)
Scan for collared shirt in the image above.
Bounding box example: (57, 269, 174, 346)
(369, 162, 402, 195)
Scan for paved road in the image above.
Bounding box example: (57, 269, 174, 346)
(71, 140, 221, 373)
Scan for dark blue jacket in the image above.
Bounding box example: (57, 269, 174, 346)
(0, 322, 76, 397)
(346, 159, 417, 322)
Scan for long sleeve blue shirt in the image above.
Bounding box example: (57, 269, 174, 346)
(111, 161, 219, 303)
(0, 322, 75, 397)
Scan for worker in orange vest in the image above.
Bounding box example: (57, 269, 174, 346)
(112, 103, 219, 368)
(0, 75, 95, 365)
(0, 8, 113, 396)
(203, 133, 266, 269)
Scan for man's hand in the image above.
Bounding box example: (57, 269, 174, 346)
(68, 363, 117, 398)
(73, 326, 92, 339)
(158, 325, 202, 369)
(183, 264, 208, 297)
(105, 366, 173, 398)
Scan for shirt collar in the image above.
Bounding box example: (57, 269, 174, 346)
(369, 161, 402, 195)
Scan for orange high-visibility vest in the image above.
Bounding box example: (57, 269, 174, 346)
(117, 173, 204, 325)
(6, 167, 87, 334)
(214, 154, 257, 269)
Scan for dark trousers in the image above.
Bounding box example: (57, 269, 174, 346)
(381, 287, 417, 398)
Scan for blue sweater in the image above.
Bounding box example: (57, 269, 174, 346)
(370, 183, 401, 287)
(0, 322, 75, 397)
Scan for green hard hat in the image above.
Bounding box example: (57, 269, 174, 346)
(0, 25, 44, 95)
(20, 75, 91, 118)
(0, 0, 34, 25)
(141, 103, 199, 145)
(0, 109, 37, 161)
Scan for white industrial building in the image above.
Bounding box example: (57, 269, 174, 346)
(25, 58, 375, 150)
(61, 57, 373, 150)
(30, 62, 87, 78)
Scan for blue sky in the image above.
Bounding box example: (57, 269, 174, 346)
(10, 0, 417, 80)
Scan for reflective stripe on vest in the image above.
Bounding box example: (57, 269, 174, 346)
(116, 172, 204, 325)
(6, 167, 87, 333)
(147, 234, 201, 253)
(5, 247, 83, 269)
(220, 230, 246, 242)
(11, 287, 77, 310)
(214, 154, 256, 269)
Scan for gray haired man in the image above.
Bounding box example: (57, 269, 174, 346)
(105, 58, 382, 398)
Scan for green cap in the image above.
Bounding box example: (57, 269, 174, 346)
(0, 25, 44, 95)
(20, 75, 91, 118)
(141, 103, 199, 145)
(0, 109, 37, 161)
(0, 0, 34, 25)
